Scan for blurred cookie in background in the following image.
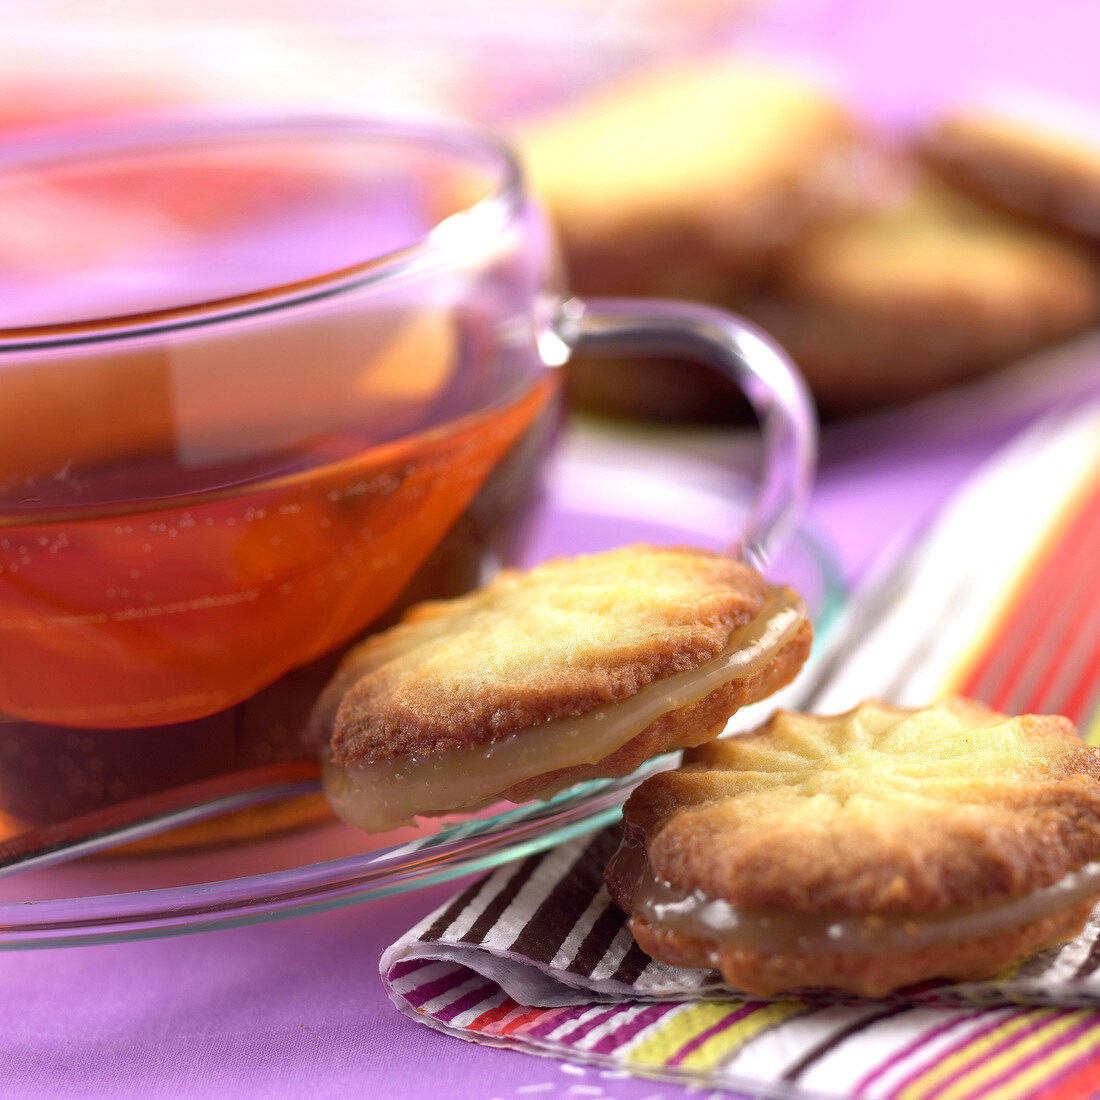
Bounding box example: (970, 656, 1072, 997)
(520, 59, 862, 421)
(555, 351, 755, 424)
(521, 58, 861, 302)
(921, 93, 1100, 243)
(522, 62, 1100, 421)
(740, 172, 1100, 415)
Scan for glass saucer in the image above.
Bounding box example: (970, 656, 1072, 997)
(0, 433, 844, 948)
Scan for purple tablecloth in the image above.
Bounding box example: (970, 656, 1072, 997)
(5, 1, 1100, 1097)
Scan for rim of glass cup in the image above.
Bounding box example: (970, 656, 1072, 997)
(0, 113, 526, 352)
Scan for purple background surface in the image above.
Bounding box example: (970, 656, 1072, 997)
(4, 1, 1100, 1097)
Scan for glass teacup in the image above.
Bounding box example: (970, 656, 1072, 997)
(0, 116, 814, 835)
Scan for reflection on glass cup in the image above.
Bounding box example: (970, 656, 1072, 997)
(0, 117, 814, 836)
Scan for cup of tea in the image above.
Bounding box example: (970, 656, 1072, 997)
(0, 116, 814, 833)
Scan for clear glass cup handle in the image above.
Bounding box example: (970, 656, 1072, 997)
(551, 296, 817, 569)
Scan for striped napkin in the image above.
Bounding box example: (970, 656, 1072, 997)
(382, 398, 1100, 1099)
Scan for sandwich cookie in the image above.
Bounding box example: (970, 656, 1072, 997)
(607, 697, 1100, 997)
(309, 546, 812, 832)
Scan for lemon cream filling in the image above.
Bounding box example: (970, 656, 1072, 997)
(324, 586, 805, 832)
(609, 835, 1100, 958)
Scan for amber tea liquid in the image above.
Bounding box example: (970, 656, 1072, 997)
(0, 125, 565, 832)
(0, 371, 560, 829)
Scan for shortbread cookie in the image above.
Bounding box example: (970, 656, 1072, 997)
(521, 60, 859, 302)
(520, 61, 862, 423)
(742, 174, 1100, 413)
(921, 94, 1100, 242)
(607, 698, 1100, 997)
(310, 546, 812, 832)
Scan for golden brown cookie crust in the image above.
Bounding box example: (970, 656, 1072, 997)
(609, 698, 1100, 995)
(311, 546, 807, 767)
(625, 896, 1099, 999)
(501, 617, 812, 801)
(921, 104, 1100, 242)
(520, 61, 858, 300)
(740, 175, 1100, 414)
(624, 698, 1100, 914)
